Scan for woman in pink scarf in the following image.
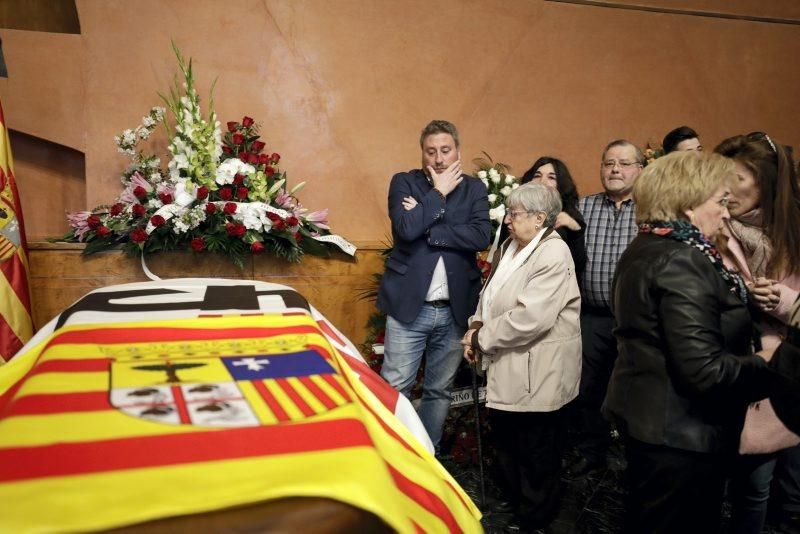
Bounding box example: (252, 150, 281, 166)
(716, 132, 800, 534)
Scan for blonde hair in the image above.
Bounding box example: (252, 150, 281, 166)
(633, 151, 734, 224)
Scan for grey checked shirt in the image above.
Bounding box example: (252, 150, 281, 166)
(578, 193, 638, 310)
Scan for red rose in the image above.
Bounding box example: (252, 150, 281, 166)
(205, 203, 217, 215)
(247, 153, 259, 164)
(150, 215, 166, 227)
(236, 187, 249, 201)
(270, 153, 280, 163)
(109, 203, 124, 216)
(242, 116, 254, 128)
(159, 192, 173, 204)
(95, 226, 111, 238)
(264, 165, 275, 177)
(232, 133, 245, 145)
(223, 202, 237, 215)
(131, 229, 148, 243)
(293, 232, 302, 244)
(286, 216, 299, 227)
(238, 152, 249, 162)
(225, 222, 246, 237)
(250, 241, 265, 254)
(252, 140, 265, 152)
(273, 219, 286, 231)
(222, 146, 232, 154)
(227, 121, 238, 132)
(190, 237, 206, 251)
(196, 186, 209, 200)
(87, 215, 102, 229)
(133, 186, 148, 200)
(258, 154, 270, 165)
(132, 203, 146, 217)
(266, 212, 281, 222)
(218, 187, 233, 200)
(233, 173, 244, 185)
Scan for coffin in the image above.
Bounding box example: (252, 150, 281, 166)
(0, 278, 481, 532)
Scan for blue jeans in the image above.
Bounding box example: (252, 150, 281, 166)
(381, 303, 464, 448)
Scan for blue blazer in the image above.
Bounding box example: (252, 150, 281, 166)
(377, 169, 491, 327)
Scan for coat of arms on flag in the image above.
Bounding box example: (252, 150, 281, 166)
(110, 348, 349, 427)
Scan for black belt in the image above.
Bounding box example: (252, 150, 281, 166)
(426, 300, 450, 308)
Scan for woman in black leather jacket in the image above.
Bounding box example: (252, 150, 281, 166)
(602, 151, 798, 533)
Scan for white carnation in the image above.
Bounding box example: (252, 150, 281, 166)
(488, 168, 500, 179)
(481, 178, 489, 188)
(487, 194, 497, 203)
(505, 175, 516, 184)
(489, 205, 506, 222)
(490, 173, 502, 184)
(500, 186, 512, 197)
(512, 183, 519, 189)
(477, 170, 488, 179)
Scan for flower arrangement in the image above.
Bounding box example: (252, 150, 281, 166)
(472, 152, 519, 236)
(644, 142, 665, 166)
(62, 44, 354, 267)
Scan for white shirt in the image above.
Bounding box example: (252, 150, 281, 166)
(425, 256, 449, 301)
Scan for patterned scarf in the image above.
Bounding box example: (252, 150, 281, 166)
(639, 219, 749, 302)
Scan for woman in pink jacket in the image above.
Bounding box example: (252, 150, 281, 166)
(715, 132, 800, 533)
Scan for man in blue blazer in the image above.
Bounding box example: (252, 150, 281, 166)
(377, 120, 490, 450)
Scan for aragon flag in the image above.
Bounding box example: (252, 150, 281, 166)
(0, 98, 33, 362)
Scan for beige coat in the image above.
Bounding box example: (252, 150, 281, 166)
(469, 232, 581, 412)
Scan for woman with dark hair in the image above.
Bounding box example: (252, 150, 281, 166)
(715, 132, 800, 534)
(520, 157, 586, 278)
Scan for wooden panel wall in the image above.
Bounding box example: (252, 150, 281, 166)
(28, 242, 386, 351)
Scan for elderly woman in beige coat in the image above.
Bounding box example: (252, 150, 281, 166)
(462, 183, 581, 530)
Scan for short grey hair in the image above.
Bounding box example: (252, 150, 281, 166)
(506, 183, 562, 226)
(602, 139, 645, 165)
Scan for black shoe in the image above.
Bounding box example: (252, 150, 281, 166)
(778, 512, 800, 534)
(491, 500, 517, 514)
(565, 455, 606, 478)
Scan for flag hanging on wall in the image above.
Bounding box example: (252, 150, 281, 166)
(0, 98, 33, 362)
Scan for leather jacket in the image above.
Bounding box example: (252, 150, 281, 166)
(603, 233, 774, 454)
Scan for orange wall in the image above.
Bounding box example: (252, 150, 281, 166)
(1, 0, 799, 242)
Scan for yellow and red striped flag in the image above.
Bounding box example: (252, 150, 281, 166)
(0, 313, 482, 532)
(0, 97, 32, 362)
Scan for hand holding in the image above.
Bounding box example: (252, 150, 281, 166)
(463, 345, 476, 364)
(401, 196, 418, 211)
(427, 160, 463, 197)
(555, 211, 581, 231)
(748, 277, 781, 312)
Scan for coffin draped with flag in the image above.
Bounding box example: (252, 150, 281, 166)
(0, 279, 481, 532)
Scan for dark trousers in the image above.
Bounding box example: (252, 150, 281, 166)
(775, 444, 800, 515)
(575, 309, 618, 461)
(489, 407, 566, 529)
(730, 453, 776, 534)
(623, 437, 728, 534)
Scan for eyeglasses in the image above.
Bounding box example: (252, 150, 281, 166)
(505, 210, 534, 220)
(746, 131, 777, 154)
(602, 160, 642, 170)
